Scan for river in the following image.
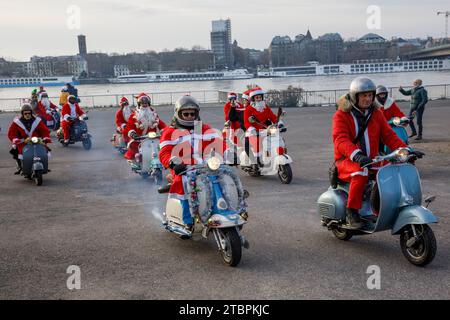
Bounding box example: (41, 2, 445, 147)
(1, 70, 449, 110)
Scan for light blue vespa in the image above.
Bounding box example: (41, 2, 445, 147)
(318, 148, 438, 266)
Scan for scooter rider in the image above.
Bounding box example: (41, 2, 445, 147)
(375, 85, 408, 122)
(123, 93, 166, 161)
(115, 96, 133, 142)
(332, 77, 407, 228)
(61, 95, 86, 145)
(243, 87, 281, 165)
(36, 91, 59, 127)
(7, 104, 51, 175)
(159, 95, 222, 231)
(224, 92, 246, 130)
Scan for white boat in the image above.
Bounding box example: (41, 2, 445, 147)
(257, 59, 450, 77)
(110, 69, 253, 84)
(0, 76, 79, 88)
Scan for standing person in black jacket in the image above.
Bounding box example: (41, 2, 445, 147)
(399, 79, 428, 140)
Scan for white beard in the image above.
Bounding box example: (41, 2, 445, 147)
(136, 108, 156, 129)
(252, 101, 266, 112)
(42, 98, 50, 109)
(122, 106, 131, 121)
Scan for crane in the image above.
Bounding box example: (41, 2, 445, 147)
(437, 11, 450, 40)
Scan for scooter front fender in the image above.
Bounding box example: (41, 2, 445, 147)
(274, 154, 293, 166)
(392, 205, 438, 235)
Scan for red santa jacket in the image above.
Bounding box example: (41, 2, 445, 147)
(332, 100, 407, 180)
(61, 103, 85, 122)
(224, 101, 245, 130)
(123, 109, 166, 138)
(379, 98, 405, 121)
(7, 117, 51, 156)
(115, 107, 132, 132)
(159, 123, 222, 198)
(36, 101, 58, 121)
(244, 102, 278, 132)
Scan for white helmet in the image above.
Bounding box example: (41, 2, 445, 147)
(174, 95, 200, 127)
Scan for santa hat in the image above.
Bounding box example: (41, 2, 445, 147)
(241, 90, 251, 101)
(227, 92, 237, 99)
(120, 96, 129, 105)
(135, 92, 151, 104)
(249, 87, 265, 99)
(38, 91, 49, 101)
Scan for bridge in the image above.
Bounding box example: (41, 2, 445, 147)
(405, 43, 450, 60)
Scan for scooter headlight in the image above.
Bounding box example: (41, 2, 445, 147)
(392, 117, 401, 126)
(148, 132, 157, 139)
(31, 137, 39, 144)
(207, 156, 221, 171)
(396, 148, 410, 162)
(268, 127, 278, 135)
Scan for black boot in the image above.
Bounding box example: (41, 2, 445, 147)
(345, 208, 363, 229)
(415, 135, 422, 141)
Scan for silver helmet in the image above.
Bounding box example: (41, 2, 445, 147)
(376, 85, 388, 95)
(349, 77, 376, 104)
(174, 95, 200, 127)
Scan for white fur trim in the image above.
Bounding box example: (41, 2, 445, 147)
(383, 97, 395, 110)
(350, 167, 368, 177)
(250, 89, 264, 98)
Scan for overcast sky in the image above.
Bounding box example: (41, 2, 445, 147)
(0, 0, 449, 61)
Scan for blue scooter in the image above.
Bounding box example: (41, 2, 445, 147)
(21, 137, 50, 186)
(57, 116, 92, 150)
(318, 148, 438, 266)
(160, 157, 250, 266)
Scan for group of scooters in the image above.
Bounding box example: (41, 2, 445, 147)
(20, 105, 92, 187)
(110, 103, 437, 268)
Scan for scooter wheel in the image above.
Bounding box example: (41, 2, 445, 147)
(278, 164, 293, 184)
(400, 224, 436, 266)
(217, 228, 242, 267)
(331, 227, 353, 241)
(34, 170, 43, 186)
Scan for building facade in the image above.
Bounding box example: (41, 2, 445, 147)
(210, 19, 234, 69)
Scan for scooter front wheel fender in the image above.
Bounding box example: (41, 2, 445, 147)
(392, 205, 438, 235)
(274, 154, 293, 166)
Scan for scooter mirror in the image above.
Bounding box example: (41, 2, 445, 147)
(248, 116, 256, 123)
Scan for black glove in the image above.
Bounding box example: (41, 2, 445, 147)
(173, 164, 187, 176)
(411, 150, 425, 159)
(130, 132, 139, 140)
(353, 152, 372, 167)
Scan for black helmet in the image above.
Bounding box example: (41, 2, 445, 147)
(21, 103, 33, 115)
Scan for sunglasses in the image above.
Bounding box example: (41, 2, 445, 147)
(181, 111, 196, 117)
(23, 112, 32, 115)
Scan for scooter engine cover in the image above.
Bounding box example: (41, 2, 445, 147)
(165, 198, 184, 225)
(317, 188, 347, 220)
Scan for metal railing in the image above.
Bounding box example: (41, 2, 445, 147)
(1, 85, 450, 112)
(0, 90, 220, 112)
